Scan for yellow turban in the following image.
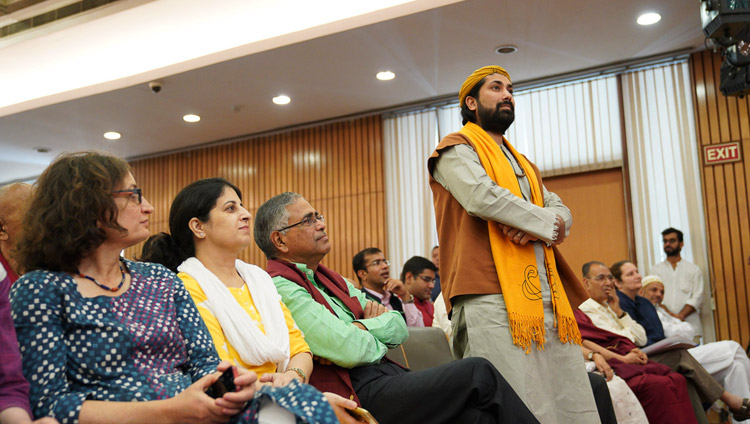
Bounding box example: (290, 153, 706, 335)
(641, 275, 664, 290)
(459, 65, 511, 107)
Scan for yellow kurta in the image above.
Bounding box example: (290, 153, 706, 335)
(179, 272, 310, 376)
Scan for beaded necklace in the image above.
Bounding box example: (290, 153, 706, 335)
(77, 259, 128, 292)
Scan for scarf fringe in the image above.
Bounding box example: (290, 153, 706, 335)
(509, 312, 546, 353)
(555, 313, 582, 345)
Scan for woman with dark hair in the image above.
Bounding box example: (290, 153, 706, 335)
(10, 153, 336, 424)
(140, 178, 357, 424)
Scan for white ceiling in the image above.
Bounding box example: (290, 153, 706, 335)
(0, 0, 706, 184)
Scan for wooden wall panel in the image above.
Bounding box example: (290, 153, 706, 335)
(123, 116, 386, 281)
(690, 50, 750, 346)
(544, 168, 630, 278)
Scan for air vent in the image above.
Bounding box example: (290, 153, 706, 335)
(0, 0, 119, 39)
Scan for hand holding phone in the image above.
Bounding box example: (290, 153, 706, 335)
(205, 366, 238, 398)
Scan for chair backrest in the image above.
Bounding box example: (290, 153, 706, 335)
(386, 327, 454, 372)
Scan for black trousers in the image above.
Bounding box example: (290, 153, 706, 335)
(348, 357, 539, 424)
(588, 372, 616, 424)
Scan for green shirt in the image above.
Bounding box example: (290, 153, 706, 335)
(272, 262, 408, 368)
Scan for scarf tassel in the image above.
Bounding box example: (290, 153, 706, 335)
(508, 312, 547, 353)
(555, 313, 582, 345)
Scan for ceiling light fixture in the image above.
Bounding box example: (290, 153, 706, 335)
(103, 131, 121, 140)
(495, 45, 518, 55)
(183, 114, 201, 122)
(376, 71, 395, 80)
(273, 95, 291, 105)
(637, 12, 661, 25)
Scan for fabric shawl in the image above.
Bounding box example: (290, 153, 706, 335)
(459, 121, 581, 352)
(178, 257, 290, 371)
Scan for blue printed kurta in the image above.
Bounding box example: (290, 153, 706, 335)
(11, 260, 336, 424)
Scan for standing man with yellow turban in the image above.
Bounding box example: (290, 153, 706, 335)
(428, 66, 600, 423)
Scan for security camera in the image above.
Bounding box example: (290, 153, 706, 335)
(148, 81, 162, 93)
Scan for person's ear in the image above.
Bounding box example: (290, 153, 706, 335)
(405, 272, 415, 285)
(465, 95, 478, 112)
(188, 218, 206, 239)
(270, 231, 288, 254)
(356, 269, 368, 282)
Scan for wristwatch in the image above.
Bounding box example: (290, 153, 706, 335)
(402, 294, 415, 304)
(587, 351, 595, 361)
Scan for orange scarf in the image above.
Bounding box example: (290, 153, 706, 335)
(459, 122, 581, 352)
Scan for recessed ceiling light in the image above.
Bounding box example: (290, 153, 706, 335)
(103, 131, 121, 140)
(495, 45, 518, 55)
(376, 71, 395, 81)
(183, 114, 201, 122)
(34, 147, 50, 153)
(273, 95, 291, 105)
(637, 12, 661, 25)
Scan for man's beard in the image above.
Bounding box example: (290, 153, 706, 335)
(477, 101, 515, 134)
(664, 245, 681, 257)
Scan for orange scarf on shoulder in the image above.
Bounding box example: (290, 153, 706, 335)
(459, 122, 581, 352)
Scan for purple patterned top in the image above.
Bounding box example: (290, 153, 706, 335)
(10, 260, 219, 423)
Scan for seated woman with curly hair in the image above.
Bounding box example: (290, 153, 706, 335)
(140, 178, 360, 424)
(10, 152, 339, 424)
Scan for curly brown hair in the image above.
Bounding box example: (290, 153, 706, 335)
(15, 152, 131, 273)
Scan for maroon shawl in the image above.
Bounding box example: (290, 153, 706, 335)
(266, 259, 363, 404)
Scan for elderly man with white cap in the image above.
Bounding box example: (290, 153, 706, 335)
(641, 274, 750, 423)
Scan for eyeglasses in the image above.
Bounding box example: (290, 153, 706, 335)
(276, 212, 324, 232)
(591, 274, 615, 282)
(417, 274, 435, 284)
(366, 259, 390, 268)
(112, 188, 142, 204)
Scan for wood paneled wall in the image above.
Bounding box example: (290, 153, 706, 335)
(690, 51, 750, 345)
(124, 116, 387, 280)
(544, 168, 630, 278)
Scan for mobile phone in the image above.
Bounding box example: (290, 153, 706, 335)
(205, 366, 238, 398)
(347, 406, 378, 423)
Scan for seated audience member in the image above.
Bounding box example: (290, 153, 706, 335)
(0, 183, 33, 283)
(611, 260, 750, 423)
(575, 309, 698, 423)
(1, 267, 58, 424)
(431, 292, 451, 338)
(580, 343, 647, 424)
(641, 275, 750, 424)
(579, 262, 648, 346)
(10, 153, 334, 424)
(429, 246, 441, 302)
(352, 248, 423, 327)
(140, 178, 354, 423)
(254, 192, 539, 424)
(400, 256, 436, 326)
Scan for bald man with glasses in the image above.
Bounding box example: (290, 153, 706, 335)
(578, 261, 648, 347)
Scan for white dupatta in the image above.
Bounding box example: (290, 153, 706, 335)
(178, 257, 290, 371)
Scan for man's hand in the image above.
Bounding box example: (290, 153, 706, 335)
(383, 278, 409, 300)
(659, 303, 683, 320)
(626, 348, 648, 364)
(552, 215, 566, 245)
(313, 355, 333, 365)
(592, 353, 613, 381)
(500, 224, 538, 246)
(322, 393, 365, 424)
(363, 300, 387, 319)
(605, 287, 623, 316)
